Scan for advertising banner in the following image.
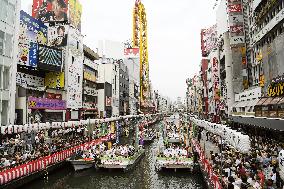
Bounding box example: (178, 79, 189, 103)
(201, 24, 217, 57)
(106, 97, 112, 107)
(32, 0, 69, 22)
(124, 48, 139, 58)
(83, 71, 96, 83)
(19, 10, 48, 67)
(16, 72, 44, 88)
(69, 0, 82, 31)
(67, 49, 83, 109)
(48, 23, 68, 47)
(28, 97, 66, 110)
(38, 45, 63, 71)
(45, 72, 65, 88)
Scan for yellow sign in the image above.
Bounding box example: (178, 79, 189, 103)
(256, 51, 263, 61)
(110, 122, 115, 134)
(84, 72, 96, 82)
(45, 72, 64, 88)
(268, 82, 284, 97)
(259, 75, 265, 87)
(240, 47, 246, 56)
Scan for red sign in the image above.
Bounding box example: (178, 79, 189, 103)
(106, 97, 112, 107)
(230, 25, 244, 33)
(228, 4, 242, 12)
(201, 25, 217, 56)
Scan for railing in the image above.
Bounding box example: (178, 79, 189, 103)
(0, 134, 115, 186)
(192, 139, 222, 189)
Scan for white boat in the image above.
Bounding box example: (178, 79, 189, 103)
(67, 158, 96, 171)
(155, 156, 193, 171)
(98, 148, 145, 172)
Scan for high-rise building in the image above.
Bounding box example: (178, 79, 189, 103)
(0, 0, 20, 126)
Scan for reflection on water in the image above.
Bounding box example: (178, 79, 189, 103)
(22, 125, 206, 189)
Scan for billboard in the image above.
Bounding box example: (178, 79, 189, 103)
(124, 48, 139, 58)
(38, 45, 63, 71)
(32, 0, 69, 22)
(201, 24, 217, 57)
(45, 72, 65, 88)
(19, 10, 48, 67)
(28, 97, 66, 110)
(69, 0, 82, 31)
(16, 72, 44, 88)
(48, 23, 68, 46)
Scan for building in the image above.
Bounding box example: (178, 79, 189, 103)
(15, 0, 84, 124)
(97, 59, 119, 118)
(81, 45, 99, 119)
(124, 47, 140, 115)
(0, 0, 20, 126)
(118, 60, 129, 115)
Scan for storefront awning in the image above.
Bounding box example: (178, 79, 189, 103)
(262, 97, 275, 106)
(269, 97, 282, 105)
(256, 98, 268, 106)
(277, 97, 284, 104)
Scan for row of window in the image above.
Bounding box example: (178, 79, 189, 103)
(0, 0, 16, 26)
(0, 65, 10, 90)
(0, 30, 13, 57)
(251, 0, 284, 36)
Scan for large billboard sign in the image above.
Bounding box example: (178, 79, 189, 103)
(32, 0, 69, 22)
(201, 24, 217, 57)
(38, 45, 63, 71)
(69, 0, 82, 31)
(19, 10, 48, 67)
(48, 23, 68, 47)
(32, 0, 82, 31)
(28, 97, 66, 110)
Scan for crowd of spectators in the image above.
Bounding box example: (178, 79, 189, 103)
(196, 126, 284, 189)
(0, 127, 90, 172)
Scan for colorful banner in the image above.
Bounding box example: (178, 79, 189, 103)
(201, 24, 217, 56)
(45, 72, 65, 88)
(19, 10, 47, 67)
(83, 71, 96, 82)
(32, 0, 69, 22)
(16, 72, 44, 88)
(48, 23, 68, 47)
(38, 45, 63, 71)
(19, 10, 48, 45)
(69, 0, 82, 31)
(124, 48, 139, 58)
(28, 97, 66, 110)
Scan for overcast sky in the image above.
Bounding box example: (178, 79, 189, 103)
(21, 0, 216, 101)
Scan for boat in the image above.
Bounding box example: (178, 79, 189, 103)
(155, 156, 194, 171)
(97, 146, 145, 172)
(67, 158, 96, 171)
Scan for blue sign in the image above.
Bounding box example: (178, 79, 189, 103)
(18, 10, 48, 67)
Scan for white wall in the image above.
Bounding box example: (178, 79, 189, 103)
(216, 0, 229, 36)
(98, 40, 124, 59)
(65, 27, 84, 110)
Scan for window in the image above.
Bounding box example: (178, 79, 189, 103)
(3, 67, 9, 89)
(0, 0, 8, 22)
(77, 41, 79, 49)
(0, 30, 4, 55)
(4, 33, 12, 57)
(7, 2, 15, 25)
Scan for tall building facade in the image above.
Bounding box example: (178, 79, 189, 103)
(0, 0, 20, 126)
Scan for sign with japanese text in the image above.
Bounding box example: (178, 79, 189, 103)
(48, 23, 68, 47)
(106, 97, 112, 107)
(259, 75, 265, 87)
(228, 4, 242, 13)
(83, 71, 96, 82)
(32, 0, 69, 22)
(69, 0, 82, 31)
(124, 48, 139, 58)
(201, 24, 217, 56)
(19, 10, 47, 67)
(16, 72, 44, 88)
(212, 57, 220, 100)
(45, 72, 65, 88)
(28, 97, 66, 110)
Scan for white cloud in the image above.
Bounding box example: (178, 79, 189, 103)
(21, 0, 216, 101)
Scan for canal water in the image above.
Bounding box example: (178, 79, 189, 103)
(21, 123, 206, 189)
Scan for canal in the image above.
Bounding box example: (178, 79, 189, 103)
(21, 123, 206, 189)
